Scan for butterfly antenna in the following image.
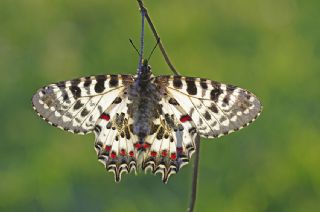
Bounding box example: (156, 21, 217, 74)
(129, 38, 141, 57)
(147, 37, 160, 62)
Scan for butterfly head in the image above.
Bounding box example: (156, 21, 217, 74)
(139, 59, 152, 81)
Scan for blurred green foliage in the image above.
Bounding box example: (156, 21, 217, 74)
(1, 0, 319, 211)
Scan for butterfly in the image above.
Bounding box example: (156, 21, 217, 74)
(32, 59, 262, 183)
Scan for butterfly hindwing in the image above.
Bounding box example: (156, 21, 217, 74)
(155, 75, 262, 138)
(141, 96, 197, 183)
(94, 92, 139, 182)
(32, 74, 134, 134)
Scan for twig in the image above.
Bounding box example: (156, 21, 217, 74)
(136, 0, 180, 76)
(187, 135, 201, 212)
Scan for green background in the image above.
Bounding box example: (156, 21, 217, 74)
(1, 0, 319, 211)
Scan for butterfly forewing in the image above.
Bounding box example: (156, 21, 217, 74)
(32, 75, 134, 134)
(155, 75, 262, 138)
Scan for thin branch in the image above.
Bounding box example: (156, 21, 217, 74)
(187, 135, 201, 212)
(136, 0, 180, 76)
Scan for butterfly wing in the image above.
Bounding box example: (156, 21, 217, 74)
(141, 96, 198, 183)
(94, 92, 140, 182)
(32, 75, 134, 134)
(155, 76, 262, 138)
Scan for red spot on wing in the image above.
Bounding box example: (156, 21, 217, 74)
(105, 145, 111, 152)
(150, 151, 157, 157)
(180, 115, 192, 123)
(143, 143, 150, 149)
(135, 143, 142, 149)
(110, 151, 117, 159)
(161, 150, 168, 157)
(120, 149, 126, 156)
(100, 113, 110, 121)
(170, 153, 177, 160)
(176, 147, 183, 154)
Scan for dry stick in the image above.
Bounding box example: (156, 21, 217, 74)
(136, 0, 179, 76)
(136, 1, 201, 211)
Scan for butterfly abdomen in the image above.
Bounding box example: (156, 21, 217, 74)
(128, 79, 161, 142)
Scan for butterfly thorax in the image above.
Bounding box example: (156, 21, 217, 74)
(136, 59, 152, 86)
(128, 62, 161, 145)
